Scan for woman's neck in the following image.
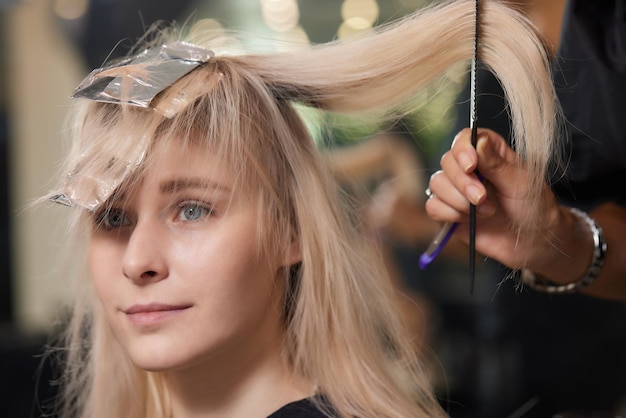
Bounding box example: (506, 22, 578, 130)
(163, 335, 313, 418)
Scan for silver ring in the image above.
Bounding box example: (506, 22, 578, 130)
(425, 187, 433, 199)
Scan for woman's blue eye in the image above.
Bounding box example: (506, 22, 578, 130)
(95, 208, 131, 229)
(177, 203, 212, 222)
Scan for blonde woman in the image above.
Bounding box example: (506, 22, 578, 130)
(44, 0, 559, 417)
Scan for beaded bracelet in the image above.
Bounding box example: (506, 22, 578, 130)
(521, 207, 607, 294)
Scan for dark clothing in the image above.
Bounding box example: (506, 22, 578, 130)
(550, 0, 626, 209)
(499, 2, 626, 415)
(267, 396, 335, 418)
(439, 1, 626, 417)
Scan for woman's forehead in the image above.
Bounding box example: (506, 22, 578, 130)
(147, 137, 235, 182)
(100, 138, 246, 209)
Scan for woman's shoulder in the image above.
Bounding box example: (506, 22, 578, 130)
(267, 395, 336, 418)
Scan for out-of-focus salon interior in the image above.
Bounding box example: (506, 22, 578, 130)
(2, 1, 625, 417)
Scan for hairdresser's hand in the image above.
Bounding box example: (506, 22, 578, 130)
(426, 128, 626, 299)
(424, 128, 566, 271)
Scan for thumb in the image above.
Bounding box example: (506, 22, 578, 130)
(476, 132, 524, 195)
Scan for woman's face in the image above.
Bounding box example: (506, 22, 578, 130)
(88, 138, 298, 372)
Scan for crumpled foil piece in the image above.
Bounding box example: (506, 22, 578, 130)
(50, 42, 215, 210)
(71, 41, 214, 112)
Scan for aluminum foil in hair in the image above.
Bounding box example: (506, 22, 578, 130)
(48, 148, 148, 211)
(71, 41, 214, 114)
(50, 42, 214, 210)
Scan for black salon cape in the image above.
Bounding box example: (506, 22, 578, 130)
(267, 397, 333, 418)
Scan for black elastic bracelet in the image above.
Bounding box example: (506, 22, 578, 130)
(521, 207, 607, 294)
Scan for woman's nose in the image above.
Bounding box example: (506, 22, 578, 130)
(122, 220, 169, 284)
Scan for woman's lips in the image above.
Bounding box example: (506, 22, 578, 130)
(123, 303, 191, 326)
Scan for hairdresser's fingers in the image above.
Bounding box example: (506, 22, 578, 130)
(427, 170, 474, 216)
(450, 128, 531, 206)
(425, 172, 463, 222)
(424, 193, 465, 224)
(441, 139, 487, 207)
(426, 174, 497, 225)
(473, 130, 521, 198)
(475, 132, 562, 236)
(449, 128, 479, 172)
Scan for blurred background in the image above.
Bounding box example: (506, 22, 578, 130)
(0, 0, 510, 417)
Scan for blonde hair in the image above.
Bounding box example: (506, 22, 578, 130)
(49, 0, 560, 417)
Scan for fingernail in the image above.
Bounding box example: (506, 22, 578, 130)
(466, 184, 484, 204)
(459, 152, 473, 172)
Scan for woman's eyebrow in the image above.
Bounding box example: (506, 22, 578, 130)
(159, 178, 230, 194)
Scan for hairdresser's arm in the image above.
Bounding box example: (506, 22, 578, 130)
(425, 128, 626, 300)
